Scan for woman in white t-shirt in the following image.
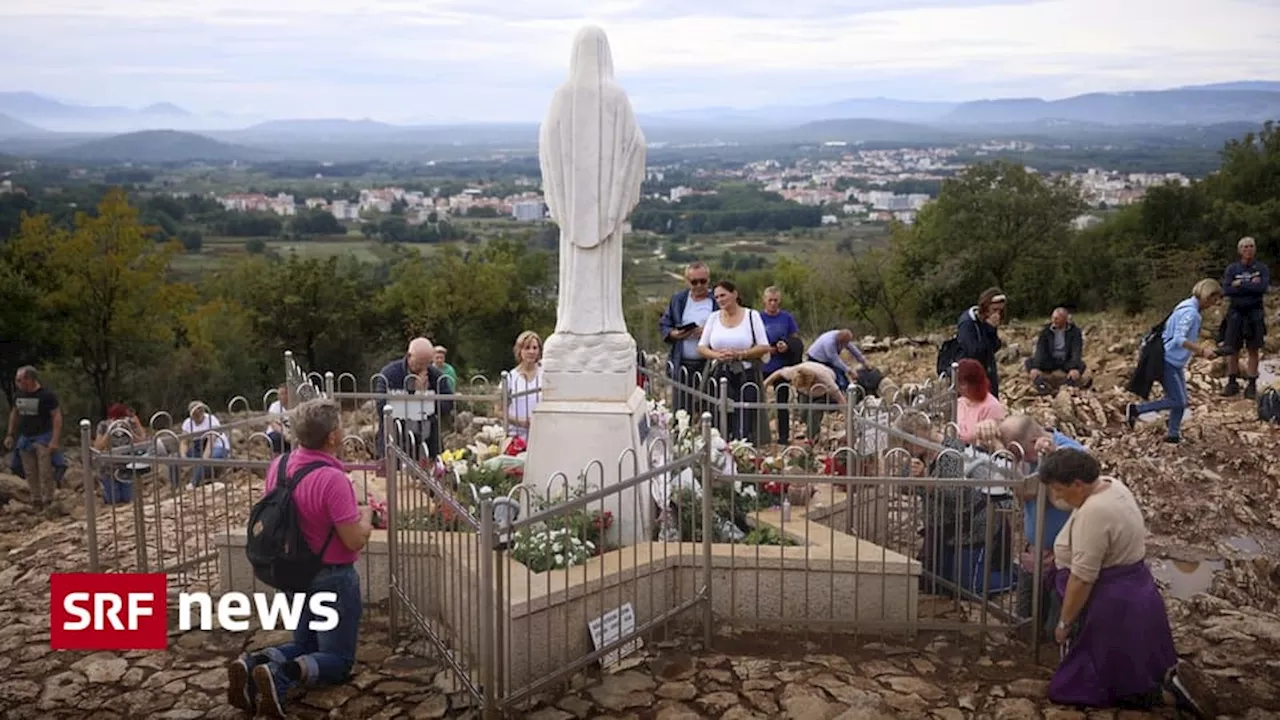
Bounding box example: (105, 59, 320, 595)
(501, 331, 543, 442)
(176, 401, 230, 488)
(266, 385, 290, 455)
(697, 280, 771, 442)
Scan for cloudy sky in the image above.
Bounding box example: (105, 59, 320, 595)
(2, 0, 1278, 123)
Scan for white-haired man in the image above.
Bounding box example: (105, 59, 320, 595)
(373, 337, 454, 467)
(1220, 236, 1270, 399)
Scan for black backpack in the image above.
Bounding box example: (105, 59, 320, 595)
(246, 453, 335, 593)
(1126, 316, 1169, 400)
(936, 337, 962, 378)
(856, 367, 885, 397)
(1259, 387, 1280, 424)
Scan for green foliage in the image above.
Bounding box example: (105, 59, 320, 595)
(741, 526, 798, 547)
(291, 209, 344, 236)
(631, 185, 822, 235)
(892, 161, 1087, 324)
(6, 189, 193, 415)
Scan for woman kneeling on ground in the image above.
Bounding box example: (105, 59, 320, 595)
(1037, 448, 1214, 717)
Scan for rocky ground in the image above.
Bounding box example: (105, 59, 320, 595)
(2, 303, 1279, 718)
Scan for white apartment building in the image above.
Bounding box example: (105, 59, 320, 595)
(512, 201, 546, 221)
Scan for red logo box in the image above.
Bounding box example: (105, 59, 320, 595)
(50, 573, 168, 650)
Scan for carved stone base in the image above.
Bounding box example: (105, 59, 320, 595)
(522, 387, 653, 549)
(541, 331, 637, 402)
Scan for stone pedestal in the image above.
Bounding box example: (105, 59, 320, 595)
(523, 331, 653, 548)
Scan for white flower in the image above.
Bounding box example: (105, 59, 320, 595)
(554, 553, 565, 566)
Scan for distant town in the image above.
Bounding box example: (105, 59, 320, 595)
(200, 144, 1190, 229)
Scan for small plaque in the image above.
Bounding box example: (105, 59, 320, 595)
(588, 602, 641, 667)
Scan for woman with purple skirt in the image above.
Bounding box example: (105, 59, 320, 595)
(1036, 449, 1215, 718)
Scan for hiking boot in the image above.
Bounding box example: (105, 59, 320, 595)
(1244, 377, 1258, 400)
(1164, 435, 1182, 445)
(1165, 660, 1216, 720)
(1223, 377, 1240, 397)
(1034, 378, 1051, 395)
(252, 664, 287, 719)
(1124, 404, 1138, 430)
(227, 657, 256, 713)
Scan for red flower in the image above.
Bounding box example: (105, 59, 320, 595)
(505, 437, 527, 456)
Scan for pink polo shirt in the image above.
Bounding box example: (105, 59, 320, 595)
(957, 394, 1007, 444)
(262, 448, 361, 565)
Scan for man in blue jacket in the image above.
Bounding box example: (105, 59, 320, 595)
(658, 262, 717, 417)
(373, 337, 454, 467)
(1220, 237, 1270, 400)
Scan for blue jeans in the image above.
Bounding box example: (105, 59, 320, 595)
(170, 442, 229, 488)
(1135, 362, 1188, 438)
(244, 565, 363, 703)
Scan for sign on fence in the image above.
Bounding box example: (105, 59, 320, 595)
(588, 602, 641, 667)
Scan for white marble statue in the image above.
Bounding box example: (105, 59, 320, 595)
(539, 26, 647, 336)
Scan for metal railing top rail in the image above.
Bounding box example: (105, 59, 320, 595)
(509, 449, 703, 532)
(358, 370, 542, 397)
(85, 412, 278, 457)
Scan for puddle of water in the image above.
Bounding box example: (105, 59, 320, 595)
(1149, 558, 1225, 600)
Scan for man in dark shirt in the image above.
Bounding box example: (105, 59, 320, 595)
(1220, 236, 1270, 399)
(372, 338, 454, 469)
(4, 366, 63, 515)
(1025, 307, 1090, 394)
(758, 286, 802, 444)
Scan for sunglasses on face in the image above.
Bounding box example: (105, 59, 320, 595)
(689, 278, 709, 285)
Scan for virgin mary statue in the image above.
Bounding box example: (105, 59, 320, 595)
(539, 27, 647, 336)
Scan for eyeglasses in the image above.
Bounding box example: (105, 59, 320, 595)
(689, 278, 709, 285)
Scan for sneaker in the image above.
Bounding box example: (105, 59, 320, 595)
(1164, 435, 1182, 445)
(1166, 660, 1216, 719)
(1244, 378, 1258, 400)
(252, 664, 287, 719)
(227, 657, 255, 713)
(1124, 404, 1138, 430)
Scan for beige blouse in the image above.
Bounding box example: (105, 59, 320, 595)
(1052, 477, 1146, 584)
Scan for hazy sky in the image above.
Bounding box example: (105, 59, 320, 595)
(2, 0, 1278, 123)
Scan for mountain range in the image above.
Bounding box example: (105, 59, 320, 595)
(0, 82, 1276, 162)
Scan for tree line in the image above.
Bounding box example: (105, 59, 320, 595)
(0, 190, 556, 425)
(630, 184, 823, 235)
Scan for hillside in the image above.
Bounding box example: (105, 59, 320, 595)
(0, 302, 1277, 716)
(0, 113, 43, 137)
(778, 117, 957, 144)
(46, 129, 267, 163)
(945, 89, 1280, 126)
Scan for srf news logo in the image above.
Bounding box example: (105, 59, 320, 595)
(50, 573, 339, 651)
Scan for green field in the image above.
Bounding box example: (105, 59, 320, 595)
(170, 221, 890, 298)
